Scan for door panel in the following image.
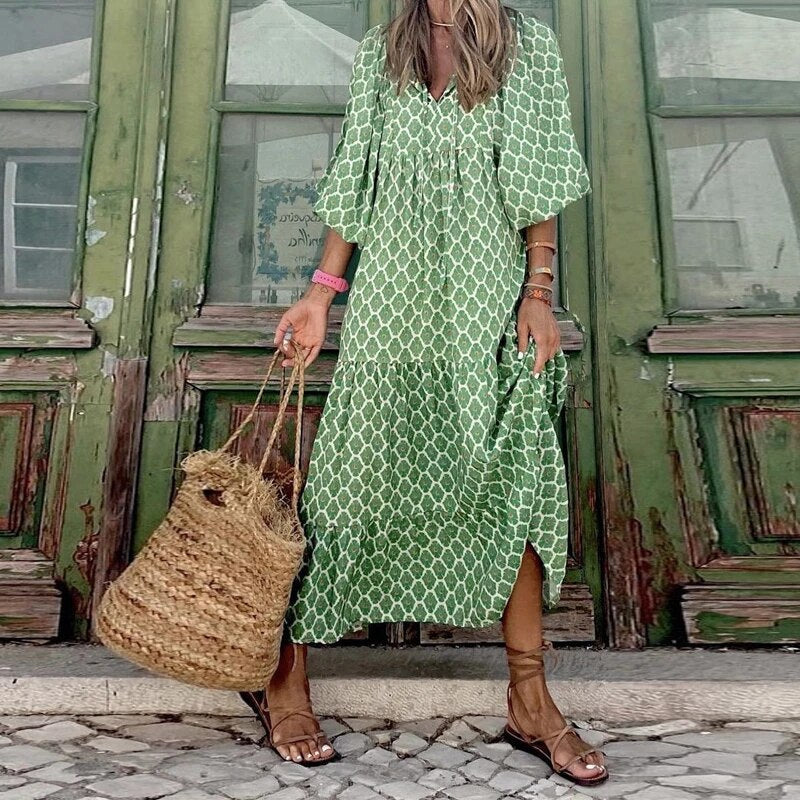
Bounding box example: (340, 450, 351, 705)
(588, 0, 800, 645)
(139, 0, 603, 648)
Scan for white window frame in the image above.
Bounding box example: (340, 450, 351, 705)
(3, 154, 80, 298)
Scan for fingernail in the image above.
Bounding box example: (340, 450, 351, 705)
(517, 351, 524, 360)
(321, 744, 332, 752)
(294, 755, 302, 761)
(314, 750, 320, 756)
(533, 372, 540, 379)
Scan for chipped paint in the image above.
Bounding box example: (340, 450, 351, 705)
(84, 196, 108, 246)
(144, 351, 189, 421)
(665, 356, 675, 388)
(174, 180, 200, 206)
(84, 296, 114, 323)
(67, 381, 85, 425)
(148, 139, 167, 299)
(100, 348, 117, 379)
(124, 196, 140, 298)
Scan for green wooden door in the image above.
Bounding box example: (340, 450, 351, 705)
(589, 0, 800, 646)
(0, 0, 614, 645)
(136, 0, 604, 646)
(0, 0, 176, 638)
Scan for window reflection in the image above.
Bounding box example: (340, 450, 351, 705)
(209, 114, 348, 305)
(651, 1, 800, 107)
(1, 113, 85, 302)
(506, 0, 554, 26)
(663, 117, 800, 310)
(0, 1, 96, 100)
(225, 1, 368, 104)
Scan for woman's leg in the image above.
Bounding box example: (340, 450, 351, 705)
(501, 542, 606, 780)
(260, 641, 334, 763)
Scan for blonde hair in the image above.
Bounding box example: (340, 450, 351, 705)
(382, 0, 520, 113)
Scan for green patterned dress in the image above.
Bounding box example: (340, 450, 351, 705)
(286, 10, 591, 644)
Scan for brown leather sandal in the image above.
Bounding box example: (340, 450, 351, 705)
(238, 645, 339, 766)
(503, 641, 608, 787)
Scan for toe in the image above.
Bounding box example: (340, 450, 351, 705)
(288, 743, 304, 762)
(320, 740, 334, 758)
(300, 740, 315, 762)
(276, 744, 292, 761)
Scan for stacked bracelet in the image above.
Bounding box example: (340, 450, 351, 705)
(525, 239, 557, 254)
(521, 281, 553, 305)
(522, 286, 552, 305)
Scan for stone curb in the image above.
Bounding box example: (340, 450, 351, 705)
(3, 644, 799, 722)
(2, 676, 799, 723)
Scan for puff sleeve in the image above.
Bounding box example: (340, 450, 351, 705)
(312, 25, 385, 246)
(496, 16, 591, 230)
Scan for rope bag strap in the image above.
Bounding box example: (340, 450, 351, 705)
(218, 340, 306, 512)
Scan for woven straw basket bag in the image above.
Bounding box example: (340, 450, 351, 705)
(94, 345, 307, 690)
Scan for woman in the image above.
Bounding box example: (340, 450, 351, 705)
(240, 0, 606, 786)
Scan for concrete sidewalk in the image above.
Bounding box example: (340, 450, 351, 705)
(1, 644, 799, 723)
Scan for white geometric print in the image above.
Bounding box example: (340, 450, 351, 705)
(285, 10, 591, 644)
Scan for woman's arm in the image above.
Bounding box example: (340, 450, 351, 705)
(273, 227, 355, 367)
(515, 216, 560, 378)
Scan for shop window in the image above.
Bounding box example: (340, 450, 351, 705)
(209, 113, 345, 305)
(0, 0, 95, 101)
(662, 117, 800, 310)
(225, 0, 364, 105)
(0, 0, 96, 303)
(647, 2, 800, 108)
(643, 1, 800, 312)
(2, 115, 84, 301)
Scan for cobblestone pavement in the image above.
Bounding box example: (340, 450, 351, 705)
(1, 713, 799, 800)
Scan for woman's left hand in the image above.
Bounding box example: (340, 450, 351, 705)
(516, 297, 561, 378)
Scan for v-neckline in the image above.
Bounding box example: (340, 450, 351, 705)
(423, 74, 456, 104)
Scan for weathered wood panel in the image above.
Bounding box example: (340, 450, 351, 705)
(175, 307, 586, 352)
(91, 359, 148, 618)
(0, 314, 95, 349)
(0, 404, 34, 532)
(229, 402, 323, 500)
(188, 353, 338, 390)
(0, 550, 60, 640)
(682, 584, 800, 644)
(649, 318, 800, 354)
(420, 584, 595, 644)
(731, 408, 800, 540)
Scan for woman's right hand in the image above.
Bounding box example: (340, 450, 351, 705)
(273, 291, 331, 368)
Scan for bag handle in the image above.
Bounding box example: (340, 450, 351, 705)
(220, 340, 306, 511)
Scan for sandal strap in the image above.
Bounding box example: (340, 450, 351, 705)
(505, 640, 553, 689)
(256, 701, 329, 750)
(558, 745, 604, 775)
(535, 724, 604, 776)
(268, 706, 318, 734)
(270, 728, 327, 747)
(505, 640, 555, 739)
